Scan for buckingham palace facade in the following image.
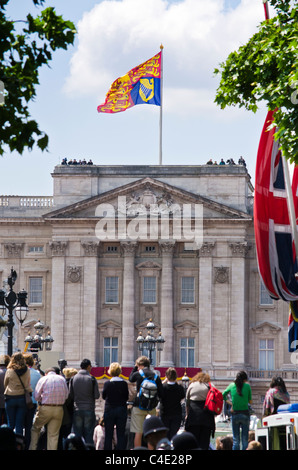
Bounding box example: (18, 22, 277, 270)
(0, 163, 297, 414)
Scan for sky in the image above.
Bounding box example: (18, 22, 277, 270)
(1, 0, 271, 196)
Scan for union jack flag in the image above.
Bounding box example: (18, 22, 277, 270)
(254, 110, 298, 352)
(254, 110, 298, 302)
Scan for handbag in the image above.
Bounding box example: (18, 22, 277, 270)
(16, 372, 34, 409)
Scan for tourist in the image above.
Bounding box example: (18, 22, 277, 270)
(129, 356, 164, 448)
(29, 367, 69, 450)
(262, 376, 290, 416)
(159, 367, 185, 439)
(69, 358, 99, 446)
(23, 353, 41, 449)
(4, 352, 32, 436)
(102, 362, 128, 450)
(93, 416, 117, 450)
(184, 371, 215, 450)
(58, 367, 78, 449)
(222, 370, 252, 450)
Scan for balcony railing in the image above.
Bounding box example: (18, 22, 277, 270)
(0, 196, 53, 208)
(248, 369, 298, 380)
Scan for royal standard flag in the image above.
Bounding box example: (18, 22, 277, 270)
(97, 51, 161, 114)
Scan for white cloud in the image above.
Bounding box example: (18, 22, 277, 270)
(64, 0, 265, 116)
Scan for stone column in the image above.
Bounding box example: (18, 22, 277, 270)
(229, 242, 250, 368)
(159, 241, 175, 367)
(198, 242, 215, 369)
(49, 241, 68, 353)
(121, 241, 137, 366)
(81, 241, 100, 365)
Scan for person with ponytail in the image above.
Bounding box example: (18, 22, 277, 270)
(262, 376, 290, 416)
(222, 371, 252, 450)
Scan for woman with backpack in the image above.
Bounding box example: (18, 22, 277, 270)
(184, 371, 215, 450)
(222, 370, 252, 450)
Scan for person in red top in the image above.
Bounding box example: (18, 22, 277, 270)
(29, 368, 69, 450)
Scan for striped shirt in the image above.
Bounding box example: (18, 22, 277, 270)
(34, 371, 69, 405)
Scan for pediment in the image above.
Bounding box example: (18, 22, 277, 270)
(251, 321, 281, 334)
(44, 177, 250, 221)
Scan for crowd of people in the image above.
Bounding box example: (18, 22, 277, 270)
(206, 156, 246, 166)
(0, 352, 291, 451)
(61, 158, 94, 165)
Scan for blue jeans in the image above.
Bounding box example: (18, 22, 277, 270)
(104, 405, 127, 450)
(72, 409, 96, 445)
(5, 395, 27, 435)
(231, 412, 250, 450)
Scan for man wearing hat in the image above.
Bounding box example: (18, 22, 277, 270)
(142, 416, 169, 450)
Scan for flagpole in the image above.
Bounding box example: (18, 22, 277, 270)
(262, 0, 298, 263)
(159, 44, 163, 165)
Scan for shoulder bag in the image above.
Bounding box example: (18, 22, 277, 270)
(16, 372, 34, 409)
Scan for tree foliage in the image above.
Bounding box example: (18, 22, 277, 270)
(214, 0, 298, 163)
(0, 0, 76, 155)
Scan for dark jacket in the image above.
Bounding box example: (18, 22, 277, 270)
(69, 369, 99, 411)
(159, 382, 185, 417)
(102, 378, 129, 410)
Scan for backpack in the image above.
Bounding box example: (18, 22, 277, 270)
(204, 383, 223, 415)
(137, 369, 159, 411)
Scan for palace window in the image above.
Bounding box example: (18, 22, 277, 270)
(181, 276, 195, 304)
(180, 337, 195, 367)
(259, 339, 274, 370)
(103, 337, 118, 366)
(29, 277, 43, 304)
(143, 276, 156, 303)
(28, 246, 44, 253)
(105, 276, 119, 303)
(260, 280, 273, 306)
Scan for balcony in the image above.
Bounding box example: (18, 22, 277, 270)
(0, 196, 54, 217)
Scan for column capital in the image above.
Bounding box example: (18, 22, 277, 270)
(159, 240, 175, 254)
(120, 240, 138, 257)
(228, 241, 250, 258)
(49, 241, 68, 256)
(197, 241, 215, 257)
(81, 240, 100, 256)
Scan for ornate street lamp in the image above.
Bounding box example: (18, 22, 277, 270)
(25, 319, 54, 353)
(0, 268, 29, 356)
(136, 318, 165, 365)
(182, 371, 190, 391)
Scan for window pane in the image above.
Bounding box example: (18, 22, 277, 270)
(260, 281, 273, 305)
(105, 277, 119, 303)
(180, 337, 195, 367)
(259, 339, 274, 370)
(188, 349, 195, 367)
(180, 348, 187, 367)
(103, 337, 118, 367)
(29, 277, 42, 304)
(181, 277, 195, 303)
(143, 276, 156, 303)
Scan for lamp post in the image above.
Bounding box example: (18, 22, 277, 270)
(24, 319, 54, 354)
(0, 268, 29, 356)
(182, 371, 190, 391)
(136, 318, 165, 366)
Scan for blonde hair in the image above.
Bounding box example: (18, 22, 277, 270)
(63, 367, 78, 379)
(108, 362, 122, 377)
